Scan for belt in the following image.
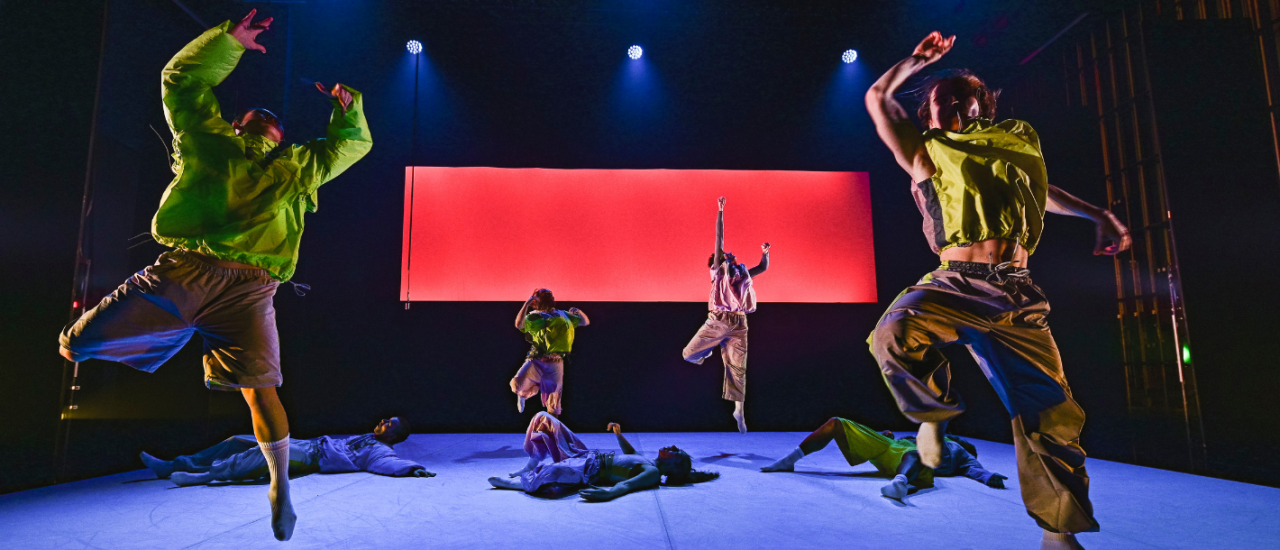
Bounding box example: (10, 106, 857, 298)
(939, 260, 1031, 285)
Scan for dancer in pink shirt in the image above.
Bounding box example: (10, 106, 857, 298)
(682, 197, 769, 433)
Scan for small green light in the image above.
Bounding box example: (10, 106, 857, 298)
(1181, 344, 1192, 364)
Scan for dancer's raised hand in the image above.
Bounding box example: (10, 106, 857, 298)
(718, 196, 726, 211)
(315, 82, 354, 115)
(911, 31, 955, 64)
(229, 9, 273, 53)
(761, 242, 770, 254)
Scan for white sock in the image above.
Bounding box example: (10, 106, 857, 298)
(260, 437, 297, 541)
(170, 471, 213, 486)
(733, 401, 747, 434)
(517, 396, 526, 413)
(510, 456, 539, 477)
(761, 447, 805, 472)
(880, 474, 910, 500)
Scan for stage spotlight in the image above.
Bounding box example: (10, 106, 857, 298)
(628, 45, 643, 60)
(842, 49, 858, 64)
(407, 40, 423, 55)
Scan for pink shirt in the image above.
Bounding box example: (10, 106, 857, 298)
(709, 263, 756, 313)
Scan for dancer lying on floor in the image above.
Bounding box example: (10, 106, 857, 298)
(510, 288, 589, 415)
(140, 417, 434, 485)
(488, 412, 719, 501)
(761, 417, 1006, 500)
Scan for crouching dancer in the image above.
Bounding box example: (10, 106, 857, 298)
(57, 10, 372, 540)
(141, 417, 435, 484)
(488, 412, 719, 501)
(761, 417, 1006, 501)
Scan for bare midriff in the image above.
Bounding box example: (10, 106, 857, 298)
(939, 238, 1030, 268)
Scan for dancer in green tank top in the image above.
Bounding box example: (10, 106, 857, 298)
(864, 31, 1130, 550)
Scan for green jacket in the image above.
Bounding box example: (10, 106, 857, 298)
(522, 310, 584, 355)
(153, 21, 372, 281)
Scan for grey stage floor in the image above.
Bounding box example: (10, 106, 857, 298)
(2, 432, 1278, 549)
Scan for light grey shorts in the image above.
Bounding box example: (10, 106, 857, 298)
(60, 250, 282, 390)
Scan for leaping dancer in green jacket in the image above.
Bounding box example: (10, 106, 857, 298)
(59, 10, 372, 541)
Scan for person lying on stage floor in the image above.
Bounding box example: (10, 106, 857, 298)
(58, 9, 372, 540)
(761, 417, 1007, 501)
(510, 288, 589, 415)
(681, 196, 770, 433)
(488, 412, 719, 501)
(139, 417, 435, 485)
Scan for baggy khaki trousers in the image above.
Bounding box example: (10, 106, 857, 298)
(869, 268, 1098, 534)
(682, 311, 748, 402)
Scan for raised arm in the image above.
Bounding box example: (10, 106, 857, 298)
(712, 197, 726, 268)
(607, 423, 637, 455)
(567, 307, 590, 327)
(865, 32, 954, 182)
(294, 82, 373, 193)
(1045, 185, 1132, 255)
(162, 12, 271, 138)
(514, 293, 537, 330)
(748, 243, 770, 278)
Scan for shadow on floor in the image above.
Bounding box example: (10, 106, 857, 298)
(454, 445, 529, 463)
(698, 452, 777, 470)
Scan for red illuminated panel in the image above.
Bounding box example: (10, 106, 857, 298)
(401, 167, 876, 303)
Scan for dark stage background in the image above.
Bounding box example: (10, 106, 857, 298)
(3, 0, 1277, 494)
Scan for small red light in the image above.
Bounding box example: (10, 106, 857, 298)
(72, 301, 80, 309)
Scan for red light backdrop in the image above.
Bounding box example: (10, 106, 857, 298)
(401, 167, 876, 302)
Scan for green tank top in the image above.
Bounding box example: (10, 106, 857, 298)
(912, 119, 1049, 255)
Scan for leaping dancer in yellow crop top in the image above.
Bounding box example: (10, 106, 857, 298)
(863, 32, 1130, 550)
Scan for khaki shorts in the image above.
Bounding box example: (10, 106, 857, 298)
(60, 250, 282, 390)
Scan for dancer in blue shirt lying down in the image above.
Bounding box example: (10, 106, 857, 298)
(140, 417, 434, 484)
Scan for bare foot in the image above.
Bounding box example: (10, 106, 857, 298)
(517, 396, 526, 413)
(916, 421, 943, 468)
(489, 476, 523, 490)
(1041, 531, 1085, 550)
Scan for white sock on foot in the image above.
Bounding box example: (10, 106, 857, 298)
(517, 396, 526, 413)
(260, 437, 297, 541)
(761, 447, 805, 472)
(917, 422, 943, 468)
(140, 452, 175, 479)
(880, 474, 909, 501)
(733, 401, 747, 434)
(170, 471, 213, 486)
(510, 456, 539, 478)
